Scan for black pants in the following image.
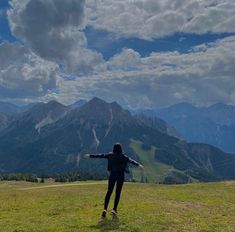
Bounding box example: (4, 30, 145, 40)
(104, 171, 124, 211)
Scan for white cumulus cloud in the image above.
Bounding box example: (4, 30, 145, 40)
(53, 35, 235, 108)
(0, 42, 59, 98)
(2, 0, 235, 107)
(7, 0, 103, 75)
(85, 0, 235, 39)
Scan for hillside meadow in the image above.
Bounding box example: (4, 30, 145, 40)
(0, 180, 235, 232)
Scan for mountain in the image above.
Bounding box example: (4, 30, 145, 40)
(205, 103, 235, 125)
(18, 102, 37, 112)
(0, 100, 68, 138)
(134, 113, 182, 139)
(138, 103, 235, 153)
(0, 98, 235, 183)
(0, 101, 20, 114)
(0, 112, 11, 132)
(68, 99, 87, 109)
(0, 101, 35, 114)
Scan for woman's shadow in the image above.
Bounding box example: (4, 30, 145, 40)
(89, 215, 121, 231)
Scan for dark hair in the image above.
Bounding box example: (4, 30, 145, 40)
(113, 143, 123, 154)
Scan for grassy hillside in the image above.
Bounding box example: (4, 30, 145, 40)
(0, 181, 235, 231)
(130, 139, 174, 183)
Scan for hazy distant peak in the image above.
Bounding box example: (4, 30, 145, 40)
(0, 101, 20, 113)
(31, 100, 65, 109)
(208, 103, 233, 110)
(0, 101, 18, 107)
(169, 102, 196, 110)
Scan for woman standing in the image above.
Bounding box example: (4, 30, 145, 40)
(84, 143, 144, 218)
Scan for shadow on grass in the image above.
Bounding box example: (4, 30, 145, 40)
(89, 216, 122, 231)
(89, 214, 141, 231)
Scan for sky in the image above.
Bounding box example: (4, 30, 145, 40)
(0, 0, 235, 108)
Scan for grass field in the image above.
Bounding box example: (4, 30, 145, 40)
(0, 180, 235, 231)
(130, 139, 174, 183)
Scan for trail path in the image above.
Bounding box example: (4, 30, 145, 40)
(19, 181, 107, 190)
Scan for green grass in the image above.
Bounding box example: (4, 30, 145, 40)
(0, 180, 235, 231)
(130, 139, 173, 183)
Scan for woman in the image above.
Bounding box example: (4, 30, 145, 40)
(84, 143, 144, 218)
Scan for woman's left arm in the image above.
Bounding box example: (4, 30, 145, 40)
(125, 155, 144, 170)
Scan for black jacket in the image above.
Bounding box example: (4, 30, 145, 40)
(90, 153, 140, 173)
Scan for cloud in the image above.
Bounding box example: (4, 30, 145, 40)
(2, 35, 234, 108)
(0, 42, 59, 98)
(106, 48, 141, 71)
(2, 0, 235, 108)
(7, 0, 103, 75)
(85, 0, 235, 39)
(52, 35, 235, 108)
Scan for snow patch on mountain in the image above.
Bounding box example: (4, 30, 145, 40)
(35, 111, 67, 134)
(92, 127, 100, 150)
(104, 108, 113, 137)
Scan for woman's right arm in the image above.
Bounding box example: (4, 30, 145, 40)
(83, 153, 109, 158)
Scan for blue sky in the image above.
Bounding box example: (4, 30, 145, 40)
(85, 26, 234, 59)
(1, 0, 235, 108)
(0, 0, 14, 42)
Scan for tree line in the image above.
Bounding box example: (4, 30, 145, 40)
(0, 171, 81, 183)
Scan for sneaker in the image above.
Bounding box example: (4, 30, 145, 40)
(111, 209, 117, 216)
(101, 210, 107, 219)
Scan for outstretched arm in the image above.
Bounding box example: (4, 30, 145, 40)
(126, 156, 144, 170)
(83, 153, 109, 159)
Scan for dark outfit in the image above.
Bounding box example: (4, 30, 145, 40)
(90, 152, 140, 211)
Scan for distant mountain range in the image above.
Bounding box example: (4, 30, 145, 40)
(0, 101, 35, 114)
(136, 102, 235, 153)
(0, 98, 235, 183)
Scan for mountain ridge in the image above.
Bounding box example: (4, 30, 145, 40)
(0, 98, 235, 183)
(137, 102, 235, 153)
